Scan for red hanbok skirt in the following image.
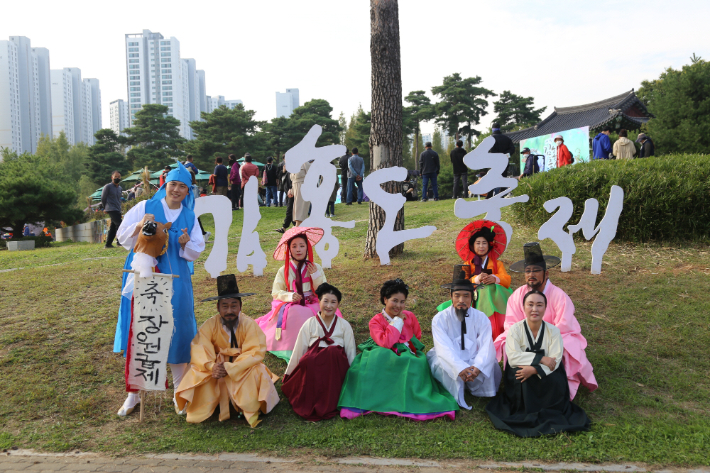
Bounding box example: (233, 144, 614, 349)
(282, 345, 350, 421)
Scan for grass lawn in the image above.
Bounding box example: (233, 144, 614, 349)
(0, 200, 708, 465)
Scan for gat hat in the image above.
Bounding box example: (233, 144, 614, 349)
(201, 274, 256, 302)
(521, 147, 531, 154)
(440, 264, 475, 292)
(635, 133, 648, 143)
(509, 242, 561, 273)
(455, 219, 507, 262)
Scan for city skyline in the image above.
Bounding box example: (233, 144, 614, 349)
(2, 0, 709, 145)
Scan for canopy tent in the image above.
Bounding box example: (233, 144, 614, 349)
(237, 158, 265, 169)
(120, 169, 154, 183)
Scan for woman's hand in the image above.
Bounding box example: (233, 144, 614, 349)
(479, 274, 496, 285)
(291, 293, 302, 303)
(287, 189, 293, 198)
(515, 366, 538, 383)
(540, 356, 557, 371)
(305, 262, 318, 276)
(178, 228, 190, 249)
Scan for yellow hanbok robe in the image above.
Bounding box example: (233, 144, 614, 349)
(175, 313, 280, 427)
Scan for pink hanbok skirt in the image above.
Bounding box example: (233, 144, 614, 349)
(255, 299, 342, 362)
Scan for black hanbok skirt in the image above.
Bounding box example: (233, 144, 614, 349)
(485, 362, 591, 437)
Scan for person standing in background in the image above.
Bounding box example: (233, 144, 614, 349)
(213, 157, 229, 196)
(159, 166, 171, 187)
(102, 170, 123, 249)
(555, 136, 573, 168)
(347, 148, 365, 205)
(450, 140, 468, 199)
(613, 129, 637, 159)
(419, 142, 440, 202)
(239, 153, 260, 208)
(276, 157, 286, 207)
(263, 157, 279, 207)
(184, 154, 198, 175)
(229, 154, 241, 210)
(339, 151, 350, 204)
(636, 133, 655, 158)
(592, 126, 613, 159)
(275, 157, 294, 234)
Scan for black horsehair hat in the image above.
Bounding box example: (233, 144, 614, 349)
(440, 264, 475, 292)
(201, 274, 256, 302)
(509, 242, 561, 273)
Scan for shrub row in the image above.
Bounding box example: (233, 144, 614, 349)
(0, 235, 53, 249)
(510, 154, 710, 242)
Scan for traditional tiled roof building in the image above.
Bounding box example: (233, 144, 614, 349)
(506, 89, 653, 143)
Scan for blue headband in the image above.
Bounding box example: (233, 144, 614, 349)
(151, 162, 195, 210)
(492, 128, 500, 132)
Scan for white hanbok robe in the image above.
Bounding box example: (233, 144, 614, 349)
(427, 305, 502, 409)
(284, 314, 357, 376)
(506, 320, 563, 377)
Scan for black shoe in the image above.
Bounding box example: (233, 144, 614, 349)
(357, 201, 362, 204)
(104, 244, 115, 249)
(275, 228, 285, 233)
(346, 203, 352, 206)
(434, 198, 439, 201)
(420, 199, 428, 202)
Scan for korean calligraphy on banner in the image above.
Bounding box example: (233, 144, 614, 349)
(127, 275, 175, 391)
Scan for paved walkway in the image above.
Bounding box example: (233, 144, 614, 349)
(1, 449, 709, 473)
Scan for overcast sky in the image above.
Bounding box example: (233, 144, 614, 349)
(6, 0, 709, 136)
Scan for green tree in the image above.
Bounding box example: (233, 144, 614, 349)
(263, 115, 292, 159)
(85, 129, 130, 185)
(432, 73, 494, 148)
(286, 99, 343, 149)
(349, 106, 371, 167)
(0, 153, 82, 236)
(638, 56, 710, 154)
(338, 111, 347, 145)
(36, 132, 86, 183)
(403, 90, 435, 170)
(493, 90, 547, 132)
(183, 104, 266, 169)
(124, 104, 186, 169)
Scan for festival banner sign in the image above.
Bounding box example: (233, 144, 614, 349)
(127, 275, 175, 391)
(519, 126, 590, 173)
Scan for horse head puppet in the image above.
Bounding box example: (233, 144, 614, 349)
(132, 220, 172, 277)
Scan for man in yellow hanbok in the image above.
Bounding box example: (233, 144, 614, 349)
(176, 275, 279, 427)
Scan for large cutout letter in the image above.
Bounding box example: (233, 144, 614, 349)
(236, 178, 267, 276)
(454, 136, 529, 248)
(537, 197, 575, 272)
(364, 167, 436, 265)
(286, 125, 355, 268)
(194, 195, 232, 278)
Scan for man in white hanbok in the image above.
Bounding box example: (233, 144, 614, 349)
(427, 265, 502, 409)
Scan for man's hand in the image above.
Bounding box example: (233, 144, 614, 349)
(133, 214, 156, 237)
(291, 293, 303, 303)
(178, 228, 190, 249)
(287, 189, 294, 198)
(540, 356, 556, 371)
(458, 366, 481, 382)
(212, 361, 228, 379)
(515, 366, 538, 383)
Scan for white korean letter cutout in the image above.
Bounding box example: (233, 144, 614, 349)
(364, 166, 436, 265)
(236, 177, 267, 276)
(454, 135, 529, 246)
(194, 195, 232, 278)
(538, 185, 624, 274)
(285, 125, 355, 268)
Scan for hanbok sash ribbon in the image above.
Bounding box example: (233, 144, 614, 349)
(314, 315, 337, 346)
(290, 260, 312, 307)
(523, 321, 547, 376)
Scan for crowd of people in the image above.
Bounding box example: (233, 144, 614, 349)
(110, 169, 596, 437)
(521, 126, 656, 179)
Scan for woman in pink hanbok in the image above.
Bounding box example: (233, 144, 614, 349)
(255, 227, 341, 362)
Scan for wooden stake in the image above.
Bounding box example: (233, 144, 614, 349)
(139, 391, 145, 422)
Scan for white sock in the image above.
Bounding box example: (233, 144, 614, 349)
(169, 363, 188, 404)
(122, 391, 140, 409)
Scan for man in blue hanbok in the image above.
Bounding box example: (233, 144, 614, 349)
(113, 163, 205, 416)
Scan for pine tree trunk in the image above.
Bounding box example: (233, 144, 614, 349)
(365, 0, 404, 260)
